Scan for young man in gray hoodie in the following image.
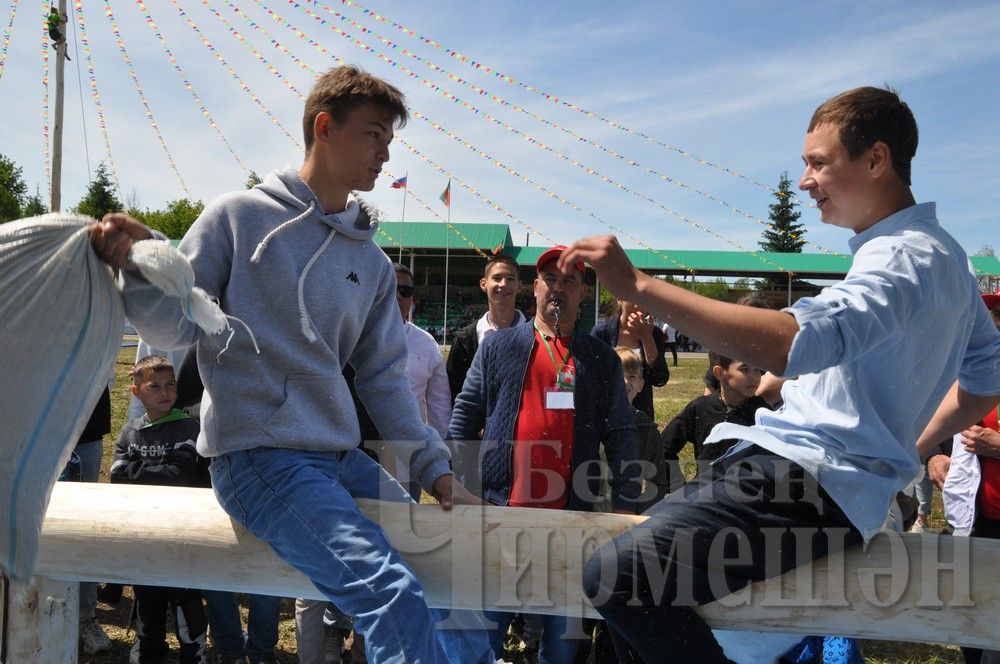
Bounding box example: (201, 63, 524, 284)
(91, 65, 493, 664)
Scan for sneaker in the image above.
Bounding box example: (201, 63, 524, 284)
(908, 520, 926, 534)
(79, 618, 111, 654)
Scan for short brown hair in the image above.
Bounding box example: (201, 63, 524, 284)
(808, 86, 918, 185)
(615, 346, 642, 375)
(484, 254, 519, 278)
(708, 350, 732, 371)
(131, 355, 174, 384)
(303, 65, 408, 155)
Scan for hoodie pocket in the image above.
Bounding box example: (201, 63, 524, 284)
(263, 374, 359, 449)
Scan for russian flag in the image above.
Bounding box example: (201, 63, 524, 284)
(390, 176, 407, 189)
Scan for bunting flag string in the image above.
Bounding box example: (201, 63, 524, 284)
(200, 0, 307, 100)
(378, 168, 489, 260)
(40, 18, 50, 200)
(261, 0, 797, 269)
(100, 0, 192, 200)
(166, 0, 303, 153)
(204, 1, 488, 259)
(73, 0, 121, 196)
(290, 0, 825, 252)
(397, 137, 604, 262)
(335, 0, 813, 208)
(399, 133, 700, 276)
(0, 0, 17, 81)
(134, 0, 251, 178)
(223, 1, 712, 272)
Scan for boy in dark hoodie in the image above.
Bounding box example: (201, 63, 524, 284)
(111, 355, 206, 664)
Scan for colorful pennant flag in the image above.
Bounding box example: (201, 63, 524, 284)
(439, 179, 451, 208)
(491, 243, 503, 255)
(390, 175, 407, 189)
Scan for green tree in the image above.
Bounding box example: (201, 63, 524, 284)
(75, 163, 122, 220)
(134, 198, 204, 239)
(759, 172, 805, 253)
(21, 188, 47, 217)
(245, 170, 262, 189)
(0, 153, 29, 222)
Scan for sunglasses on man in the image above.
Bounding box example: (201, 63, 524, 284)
(396, 285, 415, 298)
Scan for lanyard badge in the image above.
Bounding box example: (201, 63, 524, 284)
(536, 320, 575, 410)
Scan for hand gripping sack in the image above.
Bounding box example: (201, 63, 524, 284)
(0, 214, 124, 582)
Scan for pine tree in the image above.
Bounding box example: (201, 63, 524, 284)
(759, 172, 805, 253)
(75, 163, 122, 220)
(245, 170, 262, 189)
(21, 189, 47, 217)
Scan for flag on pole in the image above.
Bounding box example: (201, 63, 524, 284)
(439, 179, 451, 208)
(390, 176, 407, 189)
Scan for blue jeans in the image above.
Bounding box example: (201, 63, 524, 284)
(203, 590, 280, 659)
(210, 447, 495, 664)
(76, 439, 103, 621)
(486, 611, 580, 664)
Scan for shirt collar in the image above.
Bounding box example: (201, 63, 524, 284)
(848, 202, 937, 255)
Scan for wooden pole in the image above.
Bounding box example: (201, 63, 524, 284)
(50, 0, 69, 212)
(1, 575, 78, 663)
(30, 483, 1000, 650)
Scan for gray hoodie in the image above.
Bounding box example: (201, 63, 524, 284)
(121, 166, 451, 490)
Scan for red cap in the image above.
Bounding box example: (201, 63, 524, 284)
(983, 293, 1000, 311)
(536, 245, 584, 274)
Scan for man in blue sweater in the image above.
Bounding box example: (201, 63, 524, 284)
(450, 245, 641, 663)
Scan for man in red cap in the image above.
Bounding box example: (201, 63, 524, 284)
(449, 245, 640, 662)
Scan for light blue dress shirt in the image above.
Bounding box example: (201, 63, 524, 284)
(706, 203, 1000, 540)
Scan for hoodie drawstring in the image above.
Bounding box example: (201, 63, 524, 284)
(249, 200, 316, 264)
(297, 227, 337, 343)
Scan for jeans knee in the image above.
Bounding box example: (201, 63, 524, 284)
(583, 540, 629, 610)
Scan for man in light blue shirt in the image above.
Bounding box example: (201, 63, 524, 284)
(564, 86, 1000, 662)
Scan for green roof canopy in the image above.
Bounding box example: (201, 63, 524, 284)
(174, 219, 1000, 280)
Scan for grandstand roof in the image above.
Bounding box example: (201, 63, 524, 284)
(373, 221, 1000, 279)
(375, 221, 511, 252)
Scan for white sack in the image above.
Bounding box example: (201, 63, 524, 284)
(0, 214, 124, 582)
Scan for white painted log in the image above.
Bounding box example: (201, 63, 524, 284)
(1, 575, 78, 663)
(33, 483, 1000, 650)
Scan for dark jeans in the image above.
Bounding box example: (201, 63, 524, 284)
(961, 515, 1000, 664)
(582, 446, 862, 663)
(203, 590, 280, 659)
(133, 585, 207, 664)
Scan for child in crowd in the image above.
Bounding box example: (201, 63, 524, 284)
(110, 355, 207, 664)
(662, 351, 772, 469)
(615, 346, 669, 512)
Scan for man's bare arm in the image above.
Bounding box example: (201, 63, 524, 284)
(916, 381, 1000, 456)
(560, 235, 799, 374)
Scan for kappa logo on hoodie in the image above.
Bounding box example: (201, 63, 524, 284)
(346, 271, 360, 284)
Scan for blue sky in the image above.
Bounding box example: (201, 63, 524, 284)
(2, 0, 998, 256)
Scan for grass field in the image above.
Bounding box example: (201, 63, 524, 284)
(75, 346, 962, 663)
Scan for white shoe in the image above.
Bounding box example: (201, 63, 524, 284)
(909, 520, 926, 534)
(79, 618, 112, 654)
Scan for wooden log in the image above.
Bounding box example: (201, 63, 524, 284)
(33, 483, 1000, 649)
